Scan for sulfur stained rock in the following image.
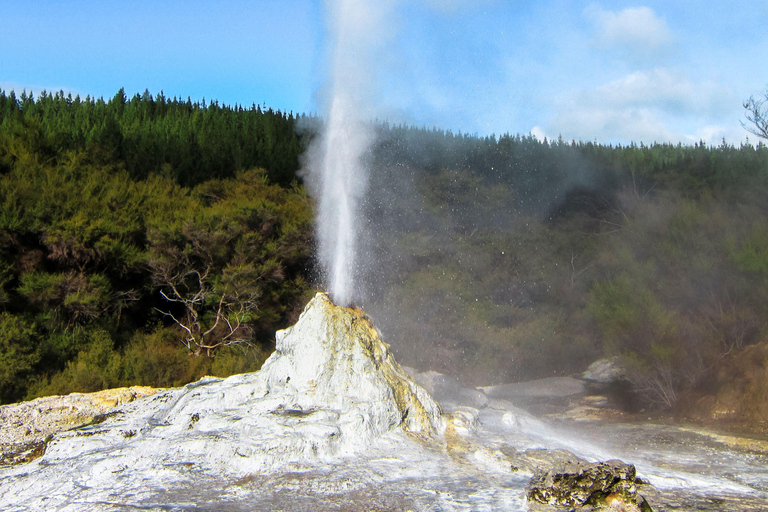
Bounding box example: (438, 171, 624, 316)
(0, 386, 161, 466)
(527, 459, 649, 511)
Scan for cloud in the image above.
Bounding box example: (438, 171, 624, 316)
(590, 68, 732, 115)
(422, 0, 498, 13)
(585, 4, 672, 53)
(543, 68, 742, 145)
(0, 82, 81, 98)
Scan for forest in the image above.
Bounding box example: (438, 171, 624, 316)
(1, 88, 767, 429)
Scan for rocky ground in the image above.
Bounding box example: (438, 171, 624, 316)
(0, 386, 162, 466)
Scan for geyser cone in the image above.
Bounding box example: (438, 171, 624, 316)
(263, 292, 445, 438)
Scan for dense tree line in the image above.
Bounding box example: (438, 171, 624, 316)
(2, 88, 767, 422)
(0, 89, 313, 403)
(0, 88, 302, 186)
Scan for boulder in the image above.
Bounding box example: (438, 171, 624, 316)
(527, 459, 650, 511)
(583, 357, 627, 385)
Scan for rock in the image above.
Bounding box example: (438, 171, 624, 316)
(0, 293, 446, 509)
(503, 446, 587, 475)
(0, 386, 161, 466)
(583, 357, 627, 385)
(261, 292, 445, 439)
(582, 358, 637, 411)
(481, 377, 587, 416)
(527, 459, 646, 510)
(545, 396, 627, 423)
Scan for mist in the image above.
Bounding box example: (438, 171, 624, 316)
(303, 0, 768, 422)
(304, 0, 605, 377)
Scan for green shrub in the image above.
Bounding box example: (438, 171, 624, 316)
(0, 313, 40, 403)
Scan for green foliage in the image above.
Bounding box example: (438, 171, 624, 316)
(19, 271, 113, 325)
(0, 88, 302, 186)
(29, 329, 123, 396)
(588, 274, 674, 354)
(2, 87, 768, 415)
(0, 313, 40, 403)
(0, 90, 314, 403)
(366, 134, 768, 409)
(27, 325, 272, 400)
(146, 168, 312, 353)
(731, 219, 768, 275)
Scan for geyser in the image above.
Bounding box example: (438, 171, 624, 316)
(315, 95, 371, 307)
(305, 0, 394, 306)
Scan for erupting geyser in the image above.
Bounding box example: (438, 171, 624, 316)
(305, 0, 393, 306)
(315, 96, 371, 307)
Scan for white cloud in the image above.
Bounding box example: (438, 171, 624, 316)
(530, 125, 548, 142)
(543, 68, 743, 145)
(422, 0, 498, 13)
(552, 105, 677, 144)
(589, 68, 732, 115)
(585, 4, 672, 52)
(0, 82, 80, 98)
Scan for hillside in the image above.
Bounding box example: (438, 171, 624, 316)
(2, 89, 768, 426)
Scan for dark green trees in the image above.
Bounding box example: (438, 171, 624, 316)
(147, 169, 312, 355)
(0, 88, 302, 187)
(0, 90, 314, 403)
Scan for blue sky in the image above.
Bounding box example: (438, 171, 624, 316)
(2, 0, 767, 145)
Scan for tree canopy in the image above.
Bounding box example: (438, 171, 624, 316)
(2, 87, 768, 421)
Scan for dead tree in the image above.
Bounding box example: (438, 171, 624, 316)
(743, 90, 768, 140)
(147, 225, 262, 356)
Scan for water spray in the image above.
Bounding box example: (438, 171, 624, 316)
(306, 0, 392, 306)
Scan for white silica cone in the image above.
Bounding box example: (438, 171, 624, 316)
(0, 293, 445, 509)
(263, 292, 445, 441)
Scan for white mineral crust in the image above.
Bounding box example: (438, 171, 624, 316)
(1, 294, 764, 511)
(0, 293, 445, 509)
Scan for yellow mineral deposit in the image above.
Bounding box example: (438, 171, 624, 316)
(0, 386, 162, 465)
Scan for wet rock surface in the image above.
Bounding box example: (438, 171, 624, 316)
(482, 376, 587, 400)
(481, 377, 589, 417)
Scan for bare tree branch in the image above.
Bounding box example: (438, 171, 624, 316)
(743, 92, 768, 140)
